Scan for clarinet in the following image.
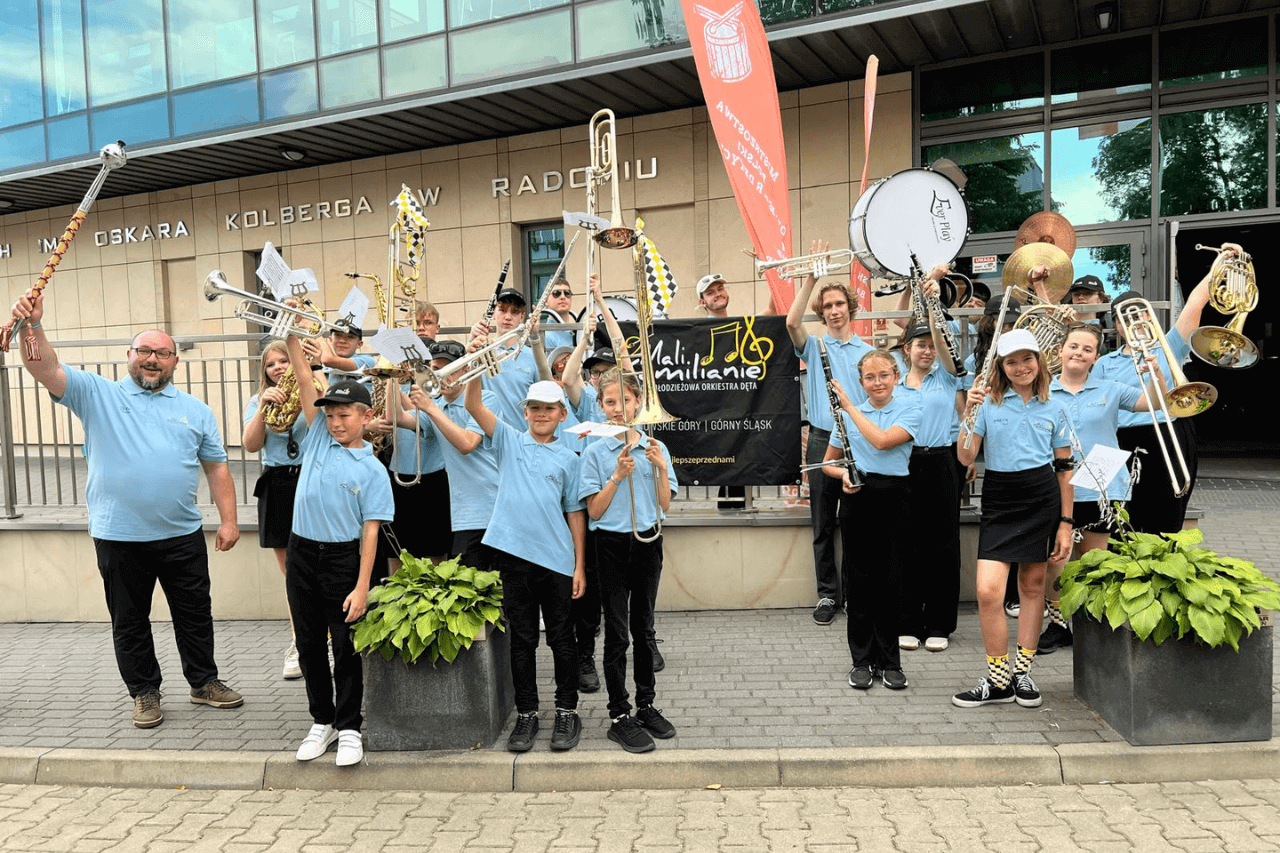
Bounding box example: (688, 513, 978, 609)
(479, 259, 512, 332)
(818, 338, 863, 492)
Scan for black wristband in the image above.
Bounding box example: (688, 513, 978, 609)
(1060, 516, 1076, 526)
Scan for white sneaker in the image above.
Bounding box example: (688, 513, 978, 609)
(336, 729, 364, 767)
(898, 635, 920, 651)
(925, 636, 949, 652)
(295, 724, 337, 761)
(282, 642, 302, 680)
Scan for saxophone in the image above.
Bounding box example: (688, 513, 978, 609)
(261, 296, 326, 432)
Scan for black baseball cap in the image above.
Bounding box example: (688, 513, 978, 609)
(1069, 275, 1106, 295)
(1111, 290, 1144, 315)
(495, 288, 527, 308)
(428, 339, 466, 363)
(900, 322, 933, 346)
(985, 294, 1023, 320)
(332, 322, 363, 340)
(583, 348, 617, 371)
(314, 379, 373, 408)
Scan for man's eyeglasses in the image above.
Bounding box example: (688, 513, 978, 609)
(132, 346, 175, 360)
(549, 289, 573, 298)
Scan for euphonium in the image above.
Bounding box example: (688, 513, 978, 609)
(1189, 243, 1260, 369)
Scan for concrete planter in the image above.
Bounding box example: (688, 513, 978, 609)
(364, 624, 514, 752)
(1072, 614, 1273, 746)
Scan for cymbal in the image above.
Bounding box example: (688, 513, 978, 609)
(1015, 211, 1077, 258)
(1003, 243, 1074, 303)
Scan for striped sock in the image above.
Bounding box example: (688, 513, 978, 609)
(987, 654, 1011, 689)
(1047, 599, 1068, 629)
(1015, 646, 1037, 674)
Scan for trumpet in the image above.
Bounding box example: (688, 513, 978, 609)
(755, 249, 854, 281)
(1114, 299, 1215, 497)
(203, 271, 344, 339)
(1189, 243, 1260, 369)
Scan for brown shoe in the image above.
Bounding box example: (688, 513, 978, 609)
(189, 679, 244, 708)
(132, 690, 163, 729)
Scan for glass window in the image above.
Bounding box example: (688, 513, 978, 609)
(86, 0, 166, 106)
(450, 10, 571, 86)
(382, 38, 446, 98)
(1051, 36, 1150, 104)
(448, 0, 567, 28)
(922, 133, 1045, 235)
(167, 0, 258, 89)
(381, 0, 444, 43)
(91, 97, 169, 148)
(47, 114, 89, 160)
(263, 65, 319, 119)
(819, 0, 886, 9)
(526, 225, 565, 297)
(0, 124, 45, 172)
(42, 0, 87, 118)
(1159, 104, 1267, 217)
(921, 54, 1043, 121)
(319, 51, 380, 109)
(1161, 20, 1266, 87)
(754, 0, 814, 25)
(1051, 119, 1151, 225)
(173, 78, 260, 137)
(576, 0, 688, 60)
(0, 0, 43, 129)
(317, 0, 379, 58)
(259, 0, 317, 70)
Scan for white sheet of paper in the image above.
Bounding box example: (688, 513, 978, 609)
(369, 326, 431, 364)
(336, 285, 371, 331)
(256, 242, 293, 300)
(565, 421, 628, 438)
(564, 210, 610, 233)
(287, 267, 319, 293)
(1071, 444, 1131, 492)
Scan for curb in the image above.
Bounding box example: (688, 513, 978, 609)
(3, 740, 1278, 792)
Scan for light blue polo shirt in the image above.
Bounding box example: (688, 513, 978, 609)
(54, 368, 227, 542)
(544, 329, 575, 351)
(482, 419, 584, 577)
(578, 434, 677, 533)
(482, 345, 538, 426)
(1050, 377, 1141, 501)
(797, 333, 873, 432)
(899, 363, 961, 447)
(828, 393, 922, 477)
(575, 382, 605, 423)
(553, 386, 583, 448)
(327, 352, 376, 386)
(292, 416, 395, 543)
(970, 390, 1073, 472)
(244, 394, 308, 467)
(387, 382, 444, 476)
(428, 392, 500, 531)
(1093, 328, 1190, 428)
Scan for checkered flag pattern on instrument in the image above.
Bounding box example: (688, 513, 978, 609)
(391, 183, 430, 268)
(635, 216, 677, 314)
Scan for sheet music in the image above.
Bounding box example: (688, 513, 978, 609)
(1071, 444, 1131, 493)
(336, 285, 371, 331)
(256, 242, 293, 300)
(368, 326, 431, 365)
(565, 421, 628, 438)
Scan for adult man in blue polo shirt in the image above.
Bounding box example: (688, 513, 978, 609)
(11, 290, 244, 730)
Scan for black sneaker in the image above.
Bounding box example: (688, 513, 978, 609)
(507, 712, 539, 753)
(1037, 622, 1073, 655)
(1013, 672, 1043, 708)
(578, 653, 600, 693)
(636, 705, 676, 739)
(881, 667, 908, 690)
(650, 638, 665, 673)
(952, 678, 1016, 708)
(549, 709, 581, 751)
(813, 598, 837, 626)
(847, 665, 875, 690)
(608, 714, 656, 753)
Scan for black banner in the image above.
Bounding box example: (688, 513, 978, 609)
(617, 315, 800, 487)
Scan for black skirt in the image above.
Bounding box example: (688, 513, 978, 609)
(978, 466, 1059, 563)
(253, 464, 301, 550)
(379, 468, 452, 562)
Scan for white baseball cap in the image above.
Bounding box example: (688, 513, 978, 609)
(995, 328, 1040, 357)
(696, 273, 726, 296)
(522, 380, 566, 406)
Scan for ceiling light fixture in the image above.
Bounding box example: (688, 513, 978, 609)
(0, 198, 14, 210)
(279, 148, 307, 163)
(1095, 2, 1117, 31)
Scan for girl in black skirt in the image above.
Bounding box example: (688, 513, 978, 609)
(953, 329, 1074, 709)
(243, 340, 313, 680)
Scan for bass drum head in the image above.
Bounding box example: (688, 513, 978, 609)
(848, 168, 970, 277)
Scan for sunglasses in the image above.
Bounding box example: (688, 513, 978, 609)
(549, 288, 573, 298)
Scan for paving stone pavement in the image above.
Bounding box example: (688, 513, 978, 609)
(1, 481, 1276, 759)
(5, 777, 1280, 852)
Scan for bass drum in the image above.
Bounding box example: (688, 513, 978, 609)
(849, 167, 970, 277)
(575, 294, 640, 323)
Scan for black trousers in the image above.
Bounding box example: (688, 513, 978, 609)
(93, 530, 219, 698)
(496, 552, 578, 713)
(285, 534, 364, 732)
(452, 528, 495, 574)
(595, 529, 663, 717)
(806, 427, 848, 604)
(903, 446, 961, 639)
(841, 473, 909, 671)
(1118, 419, 1198, 535)
(570, 529, 601, 657)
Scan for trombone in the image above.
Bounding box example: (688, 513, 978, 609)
(584, 109, 640, 324)
(203, 271, 342, 339)
(754, 249, 854, 281)
(1114, 298, 1216, 497)
(1189, 243, 1260, 369)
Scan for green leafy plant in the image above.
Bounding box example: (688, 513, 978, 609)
(1060, 507, 1280, 650)
(353, 552, 504, 665)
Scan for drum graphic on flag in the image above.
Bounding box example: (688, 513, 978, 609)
(696, 3, 751, 82)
